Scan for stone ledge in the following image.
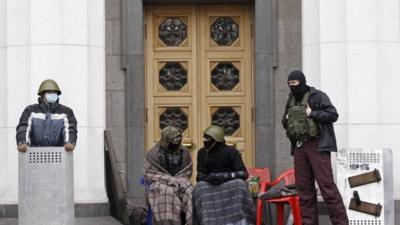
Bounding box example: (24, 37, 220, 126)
(0, 203, 110, 218)
(0, 216, 122, 225)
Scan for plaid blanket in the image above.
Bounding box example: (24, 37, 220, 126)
(193, 179, 256, 225)
(144, 146, 193, 225)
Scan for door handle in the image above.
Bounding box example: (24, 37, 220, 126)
(226, 142, 236, 148)
(182, 142, 196, 150)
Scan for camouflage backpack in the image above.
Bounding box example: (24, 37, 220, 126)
(286, 91, 319, 142)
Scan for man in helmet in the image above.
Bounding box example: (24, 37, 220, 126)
(144, 126, 193, 225)
(16, 79, 78, 152)
(193, 125, 256, 225)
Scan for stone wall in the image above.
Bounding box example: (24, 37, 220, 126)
(0, 0, 107, 206)
(106, 0, 127, 174)
(273, 0, 302, 177)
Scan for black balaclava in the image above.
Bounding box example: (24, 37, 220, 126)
(158, 126, 183, 175)
(167, 141, 181, 152)
(203, 135, 217, 150)
(288, 70, 309, 101)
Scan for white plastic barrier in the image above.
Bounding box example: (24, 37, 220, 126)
(19, 147, 74, 225)
(336, 148, 394, 225)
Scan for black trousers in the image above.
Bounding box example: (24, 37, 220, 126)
(293, 139, 349, 225)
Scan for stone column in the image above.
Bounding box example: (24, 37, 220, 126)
(302, 0, 400, 198)
(0, 0, 107, 204)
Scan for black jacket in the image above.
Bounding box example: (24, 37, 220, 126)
(16, 98, 78, 147)
(196, 143, 248, 181)
(282, 87, 338, 153)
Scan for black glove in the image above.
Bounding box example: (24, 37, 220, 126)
(207, 172, 233, 185)
(233, 170, 249, 180)
(204, 170, 249, 185)
(196, 172, 209, 182)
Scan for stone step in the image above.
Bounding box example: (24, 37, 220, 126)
(0, 217, 123, 225)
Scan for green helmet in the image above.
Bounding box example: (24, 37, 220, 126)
(159, 126, 182, 149)
(203, 125, 225, 142)
(38, 79, 61, 95)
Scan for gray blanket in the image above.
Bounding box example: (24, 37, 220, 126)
(193, 179, 256, 225)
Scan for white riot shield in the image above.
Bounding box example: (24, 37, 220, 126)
(19, 147, 74, 225)
(336, 148, 394, 225)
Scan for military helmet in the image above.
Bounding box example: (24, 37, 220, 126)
(203, 125, 225, 142)
(159, 126, 182, 149)
(38, 79, 61, 95)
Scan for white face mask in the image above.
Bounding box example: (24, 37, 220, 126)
(45, 93, 59, 103)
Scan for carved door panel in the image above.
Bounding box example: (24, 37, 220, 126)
(145, 5, 199, 156)
(145, 4, 254, 169)
(198, 5, 254, 167)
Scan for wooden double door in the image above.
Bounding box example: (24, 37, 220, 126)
(145, 4, 254, 168)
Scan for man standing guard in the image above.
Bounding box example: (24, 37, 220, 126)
(16, 79, 78, 152)
(282, 71, 348, 225)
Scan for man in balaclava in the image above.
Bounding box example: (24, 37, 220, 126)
(193, 125, 256, 225)
(282, 70, 349, 225)
(287, 70, 310, 101)
(16, 79, 78, 152)
(144, 126, 193, 225)
(196, 125, 248, 185)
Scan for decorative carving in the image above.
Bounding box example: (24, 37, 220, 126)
(210, 17, 239, 46)
(159, 62, 188, 91)
(159, 17, 187, 46)
(212, 107, 240, 135)
(211, 62, 239, 91)
(160, 107, 188, 132)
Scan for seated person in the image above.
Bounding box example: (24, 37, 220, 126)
(144, 126, 193, 225)
(193, 125, 256, 225)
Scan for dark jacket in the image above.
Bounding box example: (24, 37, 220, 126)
(282, 87, 338, 153)
(196, 143, 248, 180)
(16, 98, 78, 147)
